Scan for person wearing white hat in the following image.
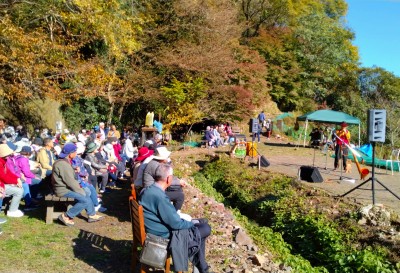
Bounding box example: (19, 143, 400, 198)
(142, 146, 186, 211)
(0, 143, 24, 218)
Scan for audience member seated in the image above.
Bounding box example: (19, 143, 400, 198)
(108, 137, 125, 179)
(52, 143, 103, 226)
(7, 144, 41, 211)
(139, 164, 213, 273)
(83, 142, 109, 194)
(72, 143, 106, 213)
(36, 138, 56, 178)
(204, 126, 215, 148)
(0, 143, 24, 218)
(107, 124, 121, 139)
(142, 146, 185, 211)
(212, 126, 222, 147)
(218, 124, 229, 145)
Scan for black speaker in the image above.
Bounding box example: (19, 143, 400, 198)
(249, 118, 259, 133)
(299, 166, 323, 183)
(259, 155, 270, 167)
(367, 109, 386, 142)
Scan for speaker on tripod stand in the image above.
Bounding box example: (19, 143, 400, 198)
(341, 109, 400, 204)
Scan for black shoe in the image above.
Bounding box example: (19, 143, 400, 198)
(192, 218, 208, 224)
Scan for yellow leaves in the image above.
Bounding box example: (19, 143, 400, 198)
(65, 0, 142, 59)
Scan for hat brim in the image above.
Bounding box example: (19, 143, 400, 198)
(87, 147, 97, 153)
(153, 151, 171, 161)
(0, 145, 14, 158)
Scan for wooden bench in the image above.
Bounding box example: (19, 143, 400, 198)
(200, 140, 208, 148)
(45, 194, 75, 224)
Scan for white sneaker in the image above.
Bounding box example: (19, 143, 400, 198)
(95, 204, 107, 212)
(7, 210, 24, 218)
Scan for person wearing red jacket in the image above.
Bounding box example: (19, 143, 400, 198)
(334, 122, 351, 171)
(108, 137, 125, 179)
(0, 144, 24, 218)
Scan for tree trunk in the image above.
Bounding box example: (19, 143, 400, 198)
(107, 83, 114, 126)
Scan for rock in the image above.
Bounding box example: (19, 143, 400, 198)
(250, 254, 267, 266)
(358, 204, 391, 227)
(358, 218, 367, 225)
(233, 228, 254, 246)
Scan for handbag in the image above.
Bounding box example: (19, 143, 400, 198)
(139, 233, 170, 269)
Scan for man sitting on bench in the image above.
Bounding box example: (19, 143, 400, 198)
(52, 143, 103, 226)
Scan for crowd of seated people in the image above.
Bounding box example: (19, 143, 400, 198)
(0, 115, 214, 270)
(204, 123, 234, 148)
(0, 116, 140, 228)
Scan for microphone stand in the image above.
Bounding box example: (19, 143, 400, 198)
(333, 132, 354, 182)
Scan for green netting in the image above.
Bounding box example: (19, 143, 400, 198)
(183, 141, 202, 147)
(331, 151, 399, 172)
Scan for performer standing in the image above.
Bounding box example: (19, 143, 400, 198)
(334, 122, 350, 171)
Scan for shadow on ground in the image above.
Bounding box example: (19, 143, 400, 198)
(73, 229, 132, 273)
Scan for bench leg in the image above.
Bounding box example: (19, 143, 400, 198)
(46, 201, 54, 224)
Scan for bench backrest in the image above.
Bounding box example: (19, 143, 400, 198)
(129, 196, 146, 246)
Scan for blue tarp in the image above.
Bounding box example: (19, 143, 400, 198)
(359, 144, 372, 158)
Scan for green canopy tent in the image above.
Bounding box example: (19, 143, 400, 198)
(296, 110, 361, 147)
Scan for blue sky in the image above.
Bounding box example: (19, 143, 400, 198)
(345, 0, 400, 76)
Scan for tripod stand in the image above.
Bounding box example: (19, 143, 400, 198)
(248, 140, 258, 160)
(341, 142, 400, 204)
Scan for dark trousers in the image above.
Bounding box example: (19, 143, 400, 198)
(192, 223, 211, 273)
(334, 145, 348, 170)
(97, 172, 108, 191)
(166, 189, 185, 210)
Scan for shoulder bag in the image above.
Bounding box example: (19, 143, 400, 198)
(139, 233, 170, 269)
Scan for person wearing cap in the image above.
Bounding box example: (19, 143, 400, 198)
(139, 163, 213, 273)
(334, 122, 351, 171)
(6, 145, 40, 210)
(17, 146, 42, 200)
(36, 138, 56, 178)
(51, 143, 103, 226)
(71, 143, 106, 213)
(142, 146, 186, 211)
(83, 142, 109, 193)
(0, 143, 24, 218)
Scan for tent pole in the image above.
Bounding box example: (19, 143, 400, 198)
(358, 124, 361, 147)
(303, 120, 308, 147)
